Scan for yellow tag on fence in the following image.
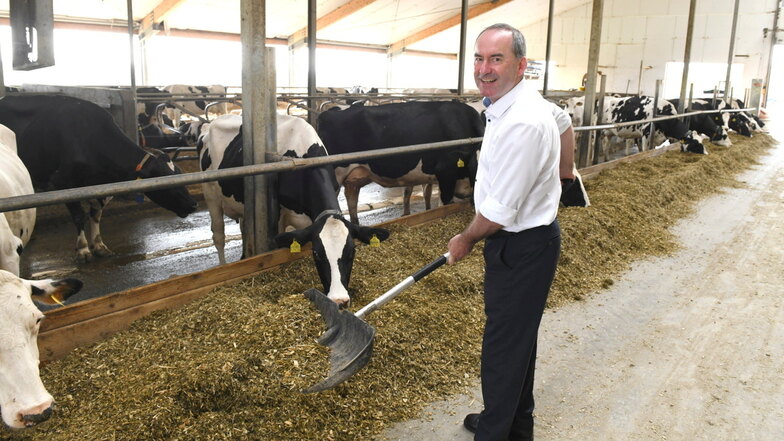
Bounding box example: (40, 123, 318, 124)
(290, 239, 301, 253)
(457, 158, 465, 168)
(370, 234, 380, 247)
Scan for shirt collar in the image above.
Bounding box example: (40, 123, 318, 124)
(484, 79, 526, 119)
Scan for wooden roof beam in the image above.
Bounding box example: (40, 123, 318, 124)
(388, 0, 513, 54)
(288, 0, 380, 47)
(139, 0, 189, 39)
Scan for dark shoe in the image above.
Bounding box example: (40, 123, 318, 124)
(463, 413, 480, 433)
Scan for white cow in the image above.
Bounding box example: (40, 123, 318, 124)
(0, 270, 82, 429)
(0, 124, 35, 276)
(162, 84, 228, 124)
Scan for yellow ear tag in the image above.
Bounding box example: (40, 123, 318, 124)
(457, 158, 465, 168)
(731, 117, 736, 122)
(290, 239, 301, 253)
(370, 234, 380, 247)
(50, 294, 65, 307)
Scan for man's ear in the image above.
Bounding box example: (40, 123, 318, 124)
(518, 57, 528, 78)
(351, 225, 391, 244)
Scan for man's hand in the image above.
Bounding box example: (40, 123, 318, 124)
(447, 233, 475, 264)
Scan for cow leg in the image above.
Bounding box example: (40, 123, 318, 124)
(87, 198, 113, 257)
(423, 183, 433, 210)
(405, 186, 414, 214)
(65, 201, 93, 262)
(344, 184, 362, 224)
(342, 167, 372, 224)
(202, 183, 229, 264)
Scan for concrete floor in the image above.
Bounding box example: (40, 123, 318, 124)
(22, 182, 436, 308)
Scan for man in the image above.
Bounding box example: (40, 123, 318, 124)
(447, 23, 562, 441)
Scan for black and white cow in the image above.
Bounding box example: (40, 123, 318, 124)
(162, 84, 228, 125)
(0, 270, 82, 429)
(197, 114, 389, 306)
(0, 95, 198, 262)
(601, 96, 707, 155)
(317, 101, 484, 224)
(667, 99, 731, 147)
(716, 98, 758, 136)
(0, 125, 35, 276)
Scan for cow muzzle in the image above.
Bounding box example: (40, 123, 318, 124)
(20, 404, 53, 427)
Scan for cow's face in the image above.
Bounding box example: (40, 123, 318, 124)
(138, 151, 198, 218)
(681, 132, 708, 155)
(274, 212, 390, 307)
(729, 114, 752, 137)
(434, 150, 478, 205)
(0, 271, 82, 429)
(0, 217, 23, 276)
(711, 125, 731, 147)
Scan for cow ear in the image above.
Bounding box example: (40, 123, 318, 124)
(274, 228, 314, 249)
(351, 225, 390, 244)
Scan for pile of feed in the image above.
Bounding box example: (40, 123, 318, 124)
(3, 133, 775, 441)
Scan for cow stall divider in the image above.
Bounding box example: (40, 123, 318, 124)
(0, 107, 754, 363)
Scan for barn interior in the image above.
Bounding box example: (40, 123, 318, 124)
(0, 1, 782, 440)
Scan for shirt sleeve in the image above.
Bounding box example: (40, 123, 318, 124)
(550, 102, 572, 135)
(477, 120, 550, 227)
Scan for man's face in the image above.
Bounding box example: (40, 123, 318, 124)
(474, 29, 527, 103)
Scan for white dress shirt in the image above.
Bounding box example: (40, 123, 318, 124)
(475, 80, 561, 232)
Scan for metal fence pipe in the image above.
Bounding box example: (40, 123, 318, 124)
(573, 107, 754, 133)
(0, 137, 483, 213)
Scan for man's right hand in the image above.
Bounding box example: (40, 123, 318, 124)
(447, 233, 474, 264)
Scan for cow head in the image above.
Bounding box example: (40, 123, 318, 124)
(728, 113, 752, 137)
(433, 148, 479, 205)
(681, 131, 709, 155)
(0, 271, 82, 429)
(0, 215, 24, 276)
(135, 150, 198, 218)
(710, 124, 732, 147)
(274, 210, 390, 307)
(179, 120, 209, 146)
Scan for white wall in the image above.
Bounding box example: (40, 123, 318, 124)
(519, 0, 779, 98)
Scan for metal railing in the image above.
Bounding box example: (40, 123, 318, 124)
(0, 104, 756, 214)
(0, 137, 481, 213)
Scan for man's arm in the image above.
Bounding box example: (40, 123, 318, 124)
(560, 125, 576, 181)
(447, 212, 502, 264)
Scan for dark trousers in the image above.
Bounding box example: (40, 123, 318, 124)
(476, 220, 561, 441)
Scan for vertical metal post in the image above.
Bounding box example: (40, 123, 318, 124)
(0, 44, 5, 99)
(241, 0, 274, 257)
(763, 2, 780, 108)
(592, 74, 606, 165)
(127, 0, 138, 144)
(648, 79, 661, 151)
(307, 0, 317, 127)
(578, 0, 604, 168)
(677, 0, 697, 114)
(457, 0, 468, 94)
(724, 0, 740, 103)
(686, 83, 694, 129)
(543, 0, 555, 96)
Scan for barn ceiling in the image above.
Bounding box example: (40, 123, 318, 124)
(0, 0, 589, 54)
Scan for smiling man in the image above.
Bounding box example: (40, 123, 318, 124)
(447, 24, 563, 441)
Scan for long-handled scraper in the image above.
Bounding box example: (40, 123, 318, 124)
(302, 252, 450, 393)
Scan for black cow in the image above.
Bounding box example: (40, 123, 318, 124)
(0, 95, 197, 261)
(197, 114, 389, 306)
(668, 99, 731, 146)
(317, 101, 483, 224)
